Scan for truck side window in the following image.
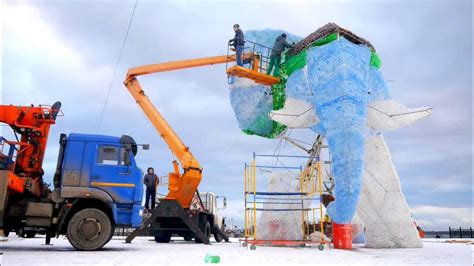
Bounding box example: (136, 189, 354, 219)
(97, 146, 130, 166)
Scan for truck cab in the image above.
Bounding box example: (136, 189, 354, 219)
(54, 133, 144, 229)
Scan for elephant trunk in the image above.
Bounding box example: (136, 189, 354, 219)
(318, 97, 366, 224)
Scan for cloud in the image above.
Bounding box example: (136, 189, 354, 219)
(219, 199, 245, 227)
(2, 4, 113, 104)
(410, 206, 472, 231)
(2, 3, 115, 178)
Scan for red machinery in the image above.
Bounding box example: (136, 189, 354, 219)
(0, 102, 62, 196)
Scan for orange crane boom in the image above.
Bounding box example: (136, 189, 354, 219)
(124, 75, 201, 209)
(124, 52, 278, 209)
(126, 54, 237, 77)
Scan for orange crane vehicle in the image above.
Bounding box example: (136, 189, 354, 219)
(124, 42, 279, 244)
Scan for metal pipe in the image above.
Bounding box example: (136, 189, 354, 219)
(254, 165, 302, 170)
(250, 208, 315, 212)
(252, 159, 257, 240)
(254, 154, 315, 159)
(255, 197, 320, 201)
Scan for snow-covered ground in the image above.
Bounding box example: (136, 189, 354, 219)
(0, 236, 472, 265)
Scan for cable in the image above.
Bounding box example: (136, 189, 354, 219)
(367, 105, 432, 118)
(97, 0, 138, 132)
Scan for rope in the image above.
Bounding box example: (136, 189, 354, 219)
(97, 0, 138, 132)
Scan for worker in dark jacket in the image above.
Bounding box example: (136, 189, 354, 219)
(143, 167, 159, 211)
(228, 24, 245, 66)
(267, 33, 294, 76)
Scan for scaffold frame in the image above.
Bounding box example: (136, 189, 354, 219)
(242, 151, 331, 250)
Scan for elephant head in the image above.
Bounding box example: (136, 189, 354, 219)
(271, 37, 431, 224)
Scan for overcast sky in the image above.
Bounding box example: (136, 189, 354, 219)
(1, 0, 472, 230)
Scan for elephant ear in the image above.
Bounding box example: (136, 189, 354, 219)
(269, 97, 319, 128)
(367, 100, 432, 131)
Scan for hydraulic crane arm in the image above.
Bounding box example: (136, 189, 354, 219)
(124, 50, 279, 208)
(0, 102, 61, 194)
(124, 53, 252, 208)
(124, 77, 201, 170)
(126, 52, 279, 86)
(126, 54, 239, 78)
(124, 54, 245, 168)
(125, 77, 201, 208)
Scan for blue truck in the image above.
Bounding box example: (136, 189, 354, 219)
(0, 103, 146, 250)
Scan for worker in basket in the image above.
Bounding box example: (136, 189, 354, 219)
(267, 33, 294, 77)
(143, 167, 159, 211)
(228, 23, 245, 66)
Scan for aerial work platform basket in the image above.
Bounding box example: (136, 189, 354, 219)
(242, 152, 330, 251)
(225, 40, 280, 86)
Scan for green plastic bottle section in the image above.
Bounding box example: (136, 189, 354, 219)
(204, 254, 221, 264)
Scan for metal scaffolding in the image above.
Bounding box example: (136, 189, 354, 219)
(242, 150, 330, 250)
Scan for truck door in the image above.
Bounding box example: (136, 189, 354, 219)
(90, 144, 138, 203)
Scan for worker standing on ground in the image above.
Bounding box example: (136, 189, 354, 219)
(143, 167, 159, 211)
(267, 33, 294, 76)
(229, 24, 245, 66)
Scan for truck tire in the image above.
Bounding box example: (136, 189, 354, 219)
(107, 225, 116, 242)
(154, 232, 171, 243)
(214, 227, 224, 243)
(195, 221, 211, 243)
(66, 208, 113, 251)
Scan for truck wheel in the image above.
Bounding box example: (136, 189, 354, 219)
(214, 226, 224, 243)
(107, 225, 116, 242)
(17, 228, 25, 238)
(154, 232, 171, 243)
(214, 232, 223, 243)
(66, 208, 113, 251)
(183, 235, 192, 241)
(195, 221, 211, 243)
